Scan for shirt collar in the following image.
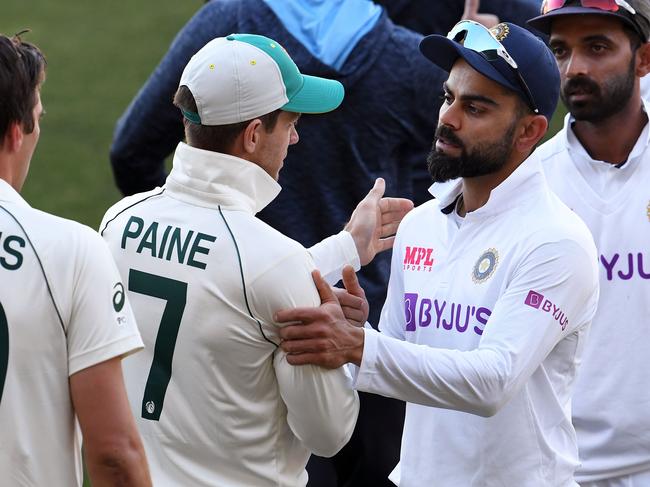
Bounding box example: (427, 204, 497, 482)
(165, 142, 281, 214)
(564, 97, 650, 164)
(0, 178, 30, 208)
(428, 156, 545, 218)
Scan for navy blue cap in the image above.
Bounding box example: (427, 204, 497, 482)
(528, 0, 650, 41)
(420, 22, 560, 121)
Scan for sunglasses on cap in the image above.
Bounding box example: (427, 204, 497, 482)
(541, 0, 636, 15)
(447, 20, 539, 114)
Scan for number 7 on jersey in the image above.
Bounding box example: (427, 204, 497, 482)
(128, 269, 187, 421)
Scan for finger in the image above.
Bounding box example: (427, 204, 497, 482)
(341, 265, 364, 298)
(333, 288, 364, 309)
(379, 221, 401, 238)
(375, 236, 396, 254)
(361, 177, 386, 205)
(379, 197, 414, 216)
(275, 306, 323, 324)
(340, 306, 365, 324)
(280, 336, 329, 354)
(278, 322, 327, 341)
(463, 0, 480, 16)
(312, 269, 340, 305)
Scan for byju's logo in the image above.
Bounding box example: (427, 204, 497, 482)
(404, 292, 491, 336)
(524, 290, 544, 309)
(524, 290, 569, 330)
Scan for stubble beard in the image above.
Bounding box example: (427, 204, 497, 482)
(561, 55, 636, 123)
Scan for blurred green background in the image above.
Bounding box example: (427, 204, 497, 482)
(2, 0, 203, 229)
(3, 0, 565, 231)
(2, 2, 565, 485)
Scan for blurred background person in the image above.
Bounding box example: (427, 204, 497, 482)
(529, 2, 650, 486)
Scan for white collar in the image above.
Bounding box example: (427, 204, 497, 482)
(564, 97, 650, 166)
(165, 142, 281, 214)
(0, 178, 30, 208)
(427, 156, 545, 219)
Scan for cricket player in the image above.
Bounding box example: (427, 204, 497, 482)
(276, 22, 600, 486)
(100, 34, 412, 486)
(529, 1, 650, 485)
(0, 34, 151, 486)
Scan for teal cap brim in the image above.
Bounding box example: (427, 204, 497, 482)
(282, 75, 344, 114)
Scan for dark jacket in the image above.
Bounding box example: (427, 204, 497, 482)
(110, 0, 446, 325)
(377, 0, 543, 36)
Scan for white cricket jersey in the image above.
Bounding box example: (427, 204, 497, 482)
(642, 76, 650, 101)
(100, 143, 360, 487)
(538, 104, 650, 481)
(354, 156, 599, 487)
(0, 179, 143, 487)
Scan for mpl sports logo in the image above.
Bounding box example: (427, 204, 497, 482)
(403, 246, 435, 272)
(524, 290, 569, 331)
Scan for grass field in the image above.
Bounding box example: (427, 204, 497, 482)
(3, 2, 566, 485)
(3, 0, 203, 229)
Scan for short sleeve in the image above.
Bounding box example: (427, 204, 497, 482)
(67, 228, 143, 375)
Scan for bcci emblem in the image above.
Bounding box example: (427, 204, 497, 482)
(472, 248, 499, 283)
(489, 23, 510, 42)
(647, 201, 650, 222)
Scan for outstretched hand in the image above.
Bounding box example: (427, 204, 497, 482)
(276, 270, 365, 368)
(345, 178, 413, 266)
(332, 265, 369, 327)
(463, 0, 500, 28)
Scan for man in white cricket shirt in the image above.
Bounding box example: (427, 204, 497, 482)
(100, 34, 412, 486)
(529, 2, 650, 485)
(276, 22, 600, 486)
(0, 35, 151, 486)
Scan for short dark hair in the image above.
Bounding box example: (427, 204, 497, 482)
(0, 33, 46, 144)
(173, 85, 281, 153)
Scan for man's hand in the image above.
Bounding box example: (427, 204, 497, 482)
(345, 178, 413, 266)
(276, 270, 365, 368)
(333, 265, 369, 327)
(463, 0, 500, 27)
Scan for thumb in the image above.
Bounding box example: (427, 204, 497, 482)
(312, 269, 339, 305)
(463, 0, 480, 16)
(341, 265, 364, 299)
(365, 177, 386, 204)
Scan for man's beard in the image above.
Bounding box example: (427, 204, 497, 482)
(561, 55, 636, 123)
(427, 122, 517, 183)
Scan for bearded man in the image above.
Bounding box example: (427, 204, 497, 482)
(274, 21, 600, 487)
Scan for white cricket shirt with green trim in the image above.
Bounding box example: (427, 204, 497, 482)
(0, 179, 143, 486)
(539, 104, 650, 482)
(100, 142, 360, 487)
(354, 157, 599, 486)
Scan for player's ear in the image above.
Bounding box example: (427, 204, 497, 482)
(241, 118, 263, 155)
(2, 122, 24, 153)
(514, 114, 547, 154)
(635, 42, 650, 78)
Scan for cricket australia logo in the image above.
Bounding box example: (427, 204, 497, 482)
(472, 248, 499, 283)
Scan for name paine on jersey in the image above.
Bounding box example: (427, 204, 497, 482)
(0, 232, 24, 271)
(120, 216, 217, 270)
